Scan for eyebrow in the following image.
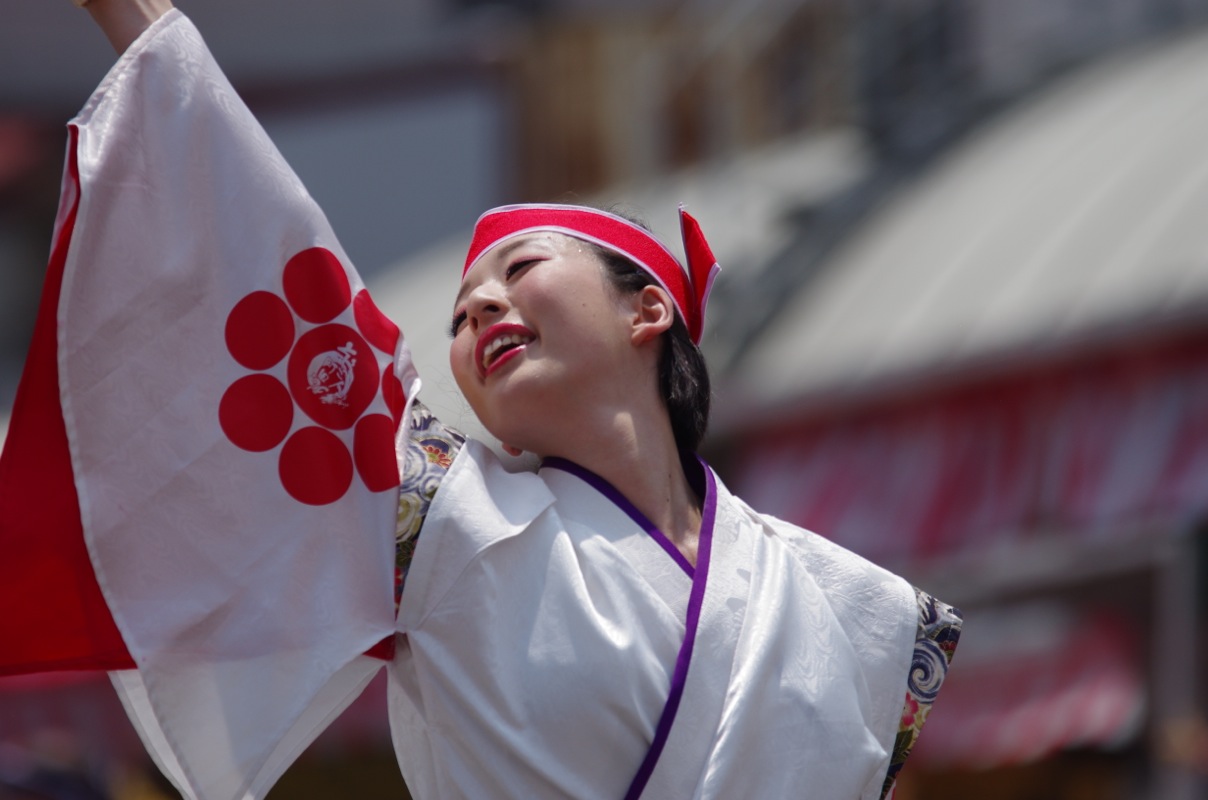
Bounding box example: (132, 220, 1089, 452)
(453, 235, 545, 308)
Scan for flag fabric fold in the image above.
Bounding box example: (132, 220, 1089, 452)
(0, 10, 417, 799)
(0, 125, 133, 676)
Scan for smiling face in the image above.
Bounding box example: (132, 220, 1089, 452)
(449, 232, 645, 456)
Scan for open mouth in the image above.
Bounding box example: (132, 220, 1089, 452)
(482, 333, 530, 368)
(477, 324, 535, 375)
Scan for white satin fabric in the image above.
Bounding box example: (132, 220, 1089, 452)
(390, 441, 917, 799)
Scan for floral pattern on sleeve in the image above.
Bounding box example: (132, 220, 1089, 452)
(880, 588, 962, 799)
(394, 400, 466, 609)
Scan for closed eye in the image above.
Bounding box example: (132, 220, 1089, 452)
(449, 257, 536, 337)
(506, 258, 538, 279)
(448, 309, 466, 339)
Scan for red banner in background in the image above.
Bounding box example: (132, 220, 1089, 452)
(912, 607, 1143, 768)
(732, 333, 1208, 564)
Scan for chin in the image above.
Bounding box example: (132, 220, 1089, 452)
(483, 403, 556, 458)
(465, 377, 544, 441)
(480, 417, 533, 453)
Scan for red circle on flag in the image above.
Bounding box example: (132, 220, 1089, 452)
(283, 247, 352, 324)
(219, 374, 294, 452)
(279, 426, 353, 505)
(353, 290, 400, 353)
(381, 365, 406, 430)
(287, 324, 379, 430)
(354, 414, 401, 492)
(225, 291, 295, 370)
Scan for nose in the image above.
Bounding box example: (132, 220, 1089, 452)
(464, 279, 508, 333)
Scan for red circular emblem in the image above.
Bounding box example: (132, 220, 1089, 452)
(218, 247, 405, 506)
(288, 324, 378, 430)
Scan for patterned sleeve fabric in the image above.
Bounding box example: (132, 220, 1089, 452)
(880, 588, 963, 799)
(394, 400, 467, 608)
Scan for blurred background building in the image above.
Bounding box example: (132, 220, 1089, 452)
(3, 0, 1208, 798)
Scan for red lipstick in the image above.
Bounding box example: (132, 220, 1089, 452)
(475, 323, 535, 378)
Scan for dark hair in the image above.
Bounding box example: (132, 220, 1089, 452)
(591, 242, 712, 453)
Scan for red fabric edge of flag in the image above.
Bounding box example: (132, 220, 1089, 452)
(364, 636, 396, 661)
(0, 125, 134, 676)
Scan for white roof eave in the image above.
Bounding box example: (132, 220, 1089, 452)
(725, 27, 1208, 417)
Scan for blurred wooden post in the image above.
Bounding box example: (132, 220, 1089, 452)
(1152, 525, 1205, 800)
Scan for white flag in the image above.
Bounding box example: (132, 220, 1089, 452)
(0, 10, 417, 799)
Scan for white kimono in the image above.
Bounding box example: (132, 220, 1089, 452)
(390, 439, 928, 800)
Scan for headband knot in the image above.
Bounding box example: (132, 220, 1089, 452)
(463, 203, 720, 344)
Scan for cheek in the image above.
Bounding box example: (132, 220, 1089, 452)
(449, 339, 476, 394)
(449, 339, 501, 434)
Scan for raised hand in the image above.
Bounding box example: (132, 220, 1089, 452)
(75, 0, 175, 54)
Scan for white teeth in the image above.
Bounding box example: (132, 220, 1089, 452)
(482, 333, 532, 367)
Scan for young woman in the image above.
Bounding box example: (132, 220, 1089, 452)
(4, 1, 960, 798)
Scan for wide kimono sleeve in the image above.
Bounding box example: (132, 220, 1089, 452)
(0, 10, 423, 800)
(753, 511, 962, 800)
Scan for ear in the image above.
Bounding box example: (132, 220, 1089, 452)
(630, 285, 676, 346)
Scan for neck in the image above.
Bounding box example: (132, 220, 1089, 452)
(540, 400, 703, 566)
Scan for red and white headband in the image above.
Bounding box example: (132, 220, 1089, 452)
(462, 203, 720, 344)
